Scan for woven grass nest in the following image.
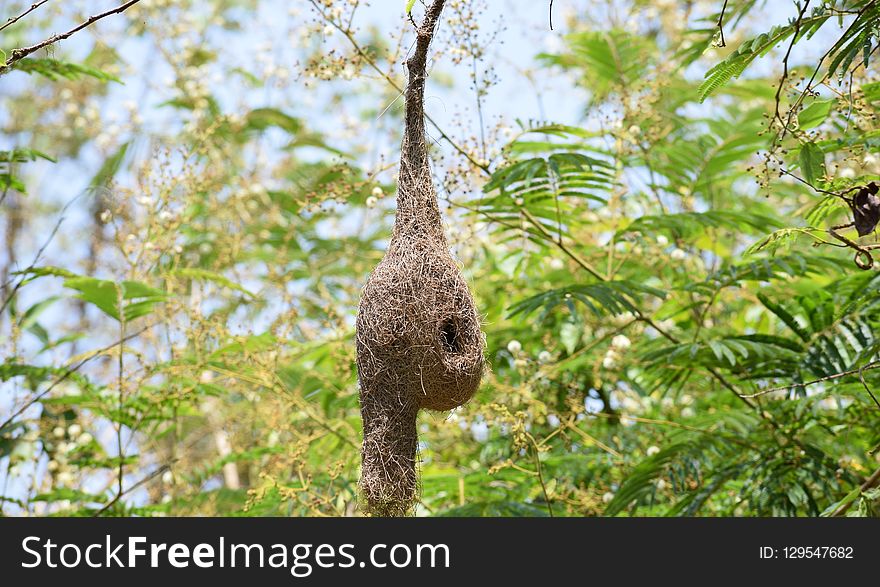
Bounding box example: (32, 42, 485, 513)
(355, 0, 485, 517)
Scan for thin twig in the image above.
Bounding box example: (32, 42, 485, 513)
(716, 0, 730, 47)
(520, 207, 605, 280)
(828, 221, 880, 270)
(94, 460, 176, 516)
(0, 0, 50, 34)
(773, 0, 811, 133)
(742, 360, 880, 398)
(858, 362, 880, 410)
(0, 0, 143, 76)
(529, 437, 553, 517)
(830, 466, 880, 517)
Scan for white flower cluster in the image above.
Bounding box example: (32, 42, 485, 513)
(601, 334, 631, 370)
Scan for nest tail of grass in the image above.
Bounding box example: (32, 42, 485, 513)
(355, 0, 485, 516)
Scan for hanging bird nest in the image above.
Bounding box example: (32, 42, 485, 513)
(355, 0, 485, 517)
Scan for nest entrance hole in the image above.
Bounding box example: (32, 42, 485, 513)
(439, 318, 461, 353)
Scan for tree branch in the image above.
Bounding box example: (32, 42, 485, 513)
(716, 0, 730, 47)
(0, 0, 51, 34)
(743, 359, 880, 401)
(830, 466, 880, 517)
(0, 0, 143, 76)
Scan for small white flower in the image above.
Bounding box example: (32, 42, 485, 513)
(52, 426, 65, 439)
(681, 407, 696, 418)
(506, 340, 522, 354)
(628, 124, 641, 136)
(57, 471, 75, 485)
(602, 491, 615, 504)
(611, 335, 631, 350)
(99, 209, 112, 223)
(646, 445, 660, 456)
(199, 370, 214, 384)
(371, 186, 383, 197)
(547, 414, 560, 428)
(656, 478, 668, 490)
(670, 248, 687, 261)
(47, 460, 59, 472)
(602, 355, 617, 369)
(173, 244, 184, 254)
(656, 235, 669, 247)
(161, 471, 174, 485)
(67, 424, 82, 437)
(514, 197, 524, 206)
(76, 433, 93, 446)
(538, 350, 552, 363)
(365, 196, 378, 208)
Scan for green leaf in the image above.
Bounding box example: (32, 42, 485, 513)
(0, 173, 26, 193)
(63, 278, 122, 320)
(245, 108, 302, 134)
(13, 59, 121, 83)
(509, 281, 665, 320)
(63, 277, 166, 321)
(169, 268, 256, 298)
(619, 211, 783, 240)
(798, 142, 825, 185)
(744, 227, 817, 256)
(19, 296, 61, 330)
(405, 0, 417, 14)
(0, 148, 56, 164)
(539, 30, 654, 104)
(90, 142, 130, 190)
(798, 99, 834, 130)
(698, 15, 829, 101)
